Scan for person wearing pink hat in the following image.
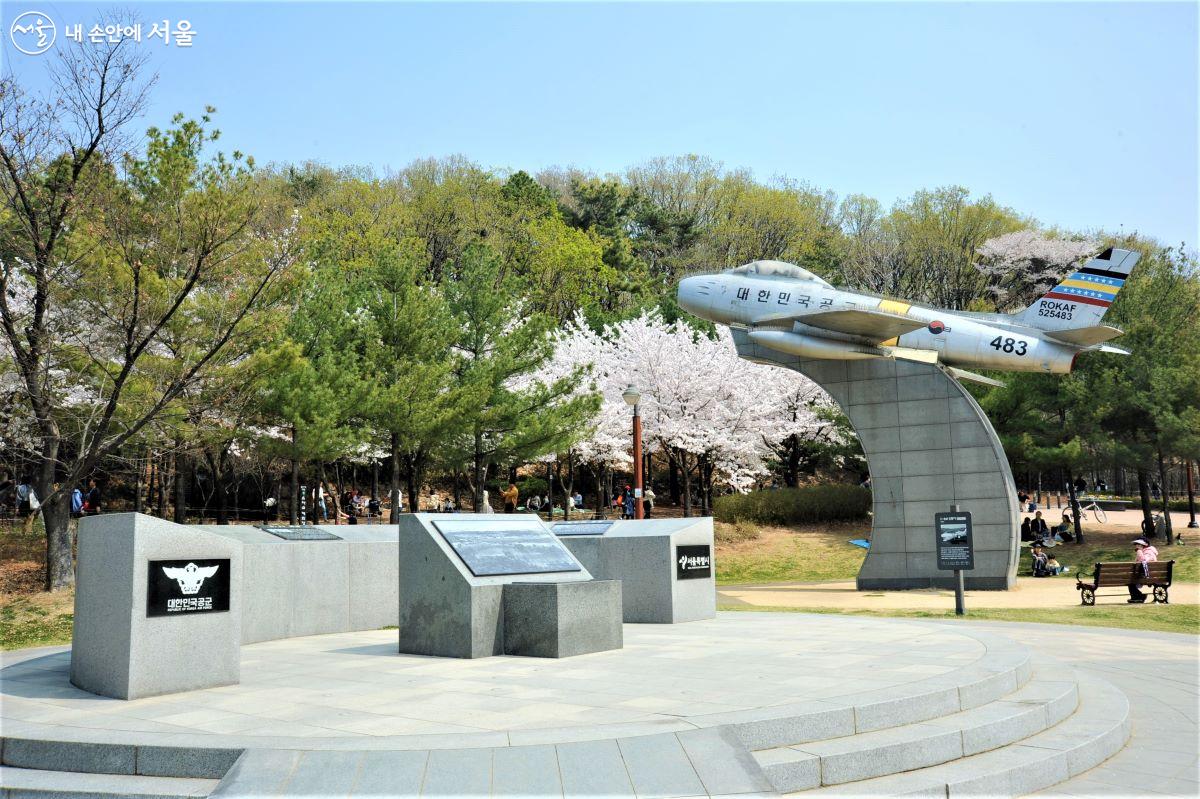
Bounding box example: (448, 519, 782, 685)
(1128, 537, 1159, 603)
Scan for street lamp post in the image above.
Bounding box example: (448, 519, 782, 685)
(623, 385, 644, 520)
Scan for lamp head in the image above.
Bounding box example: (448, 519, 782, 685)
(622, 385, 641, 407)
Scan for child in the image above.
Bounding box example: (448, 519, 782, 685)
(1031, 545, 1050, 577)
(1045, 555, 1065, 576)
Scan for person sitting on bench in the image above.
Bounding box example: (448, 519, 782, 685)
(1128, 537, 1159, 603)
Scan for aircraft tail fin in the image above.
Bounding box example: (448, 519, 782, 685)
(1016, 248, 1139, 332)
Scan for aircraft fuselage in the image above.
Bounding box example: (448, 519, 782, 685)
(678, 272, 1080, 374)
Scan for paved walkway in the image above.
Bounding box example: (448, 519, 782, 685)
(1, 614, 984, 749)
(719, 577, 1200, 610)
(949, 620, 1198, 798)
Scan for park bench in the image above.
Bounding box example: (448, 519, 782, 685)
(1075, 560, 1174, 606)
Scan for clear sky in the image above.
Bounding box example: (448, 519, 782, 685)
(4, 2, 1198, 247)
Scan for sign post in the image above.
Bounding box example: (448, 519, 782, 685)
(935, 505, 974, 616)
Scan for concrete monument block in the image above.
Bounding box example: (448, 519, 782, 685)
(732, 329, 1019, 590)
(556, 518, 717, 624)
(398, 514, 611, 658)
(502, 580, 623, 657)
(71, 513, 241, 699)
(195, 524, 399, 644)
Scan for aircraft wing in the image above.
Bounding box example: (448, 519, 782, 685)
(750, 308, 926, 342)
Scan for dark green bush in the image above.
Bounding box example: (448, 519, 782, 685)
(714, 484, 871, 525)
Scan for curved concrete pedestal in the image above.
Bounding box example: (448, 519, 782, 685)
(733, 330, 1019, 590)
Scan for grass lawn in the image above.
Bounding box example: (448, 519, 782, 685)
(1, 590, 74, 650)
(715, 520, 868, 584)
(719, 602, 1200, 635)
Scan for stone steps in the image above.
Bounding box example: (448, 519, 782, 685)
(753, 667, 1078, 790)
(0, 765, 216, 798)
(714, 632, 1034, 753)
(771, 669, 1130, 797)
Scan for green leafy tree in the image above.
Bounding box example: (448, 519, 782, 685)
(1, 35, 294, 588)
(444, 244, 598, 510)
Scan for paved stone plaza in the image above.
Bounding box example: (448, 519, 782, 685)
(3, 615, 981, 745)
(4, 611, 1187, 797)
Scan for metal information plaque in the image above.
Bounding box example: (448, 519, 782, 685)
(260, 526, 343, 541)
(552, 521, 614, 536)
(676, 545, 712, 580)
(432, 521, 581, 577)
(935, 511, 974, 571)
(147, 559, 231, 617)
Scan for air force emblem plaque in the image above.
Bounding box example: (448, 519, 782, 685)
(147, 558, 231, 617)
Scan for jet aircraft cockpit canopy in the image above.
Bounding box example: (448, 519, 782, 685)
(726, 260, 832, 287)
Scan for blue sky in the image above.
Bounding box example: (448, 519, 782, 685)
(4, 2, 1198, 247)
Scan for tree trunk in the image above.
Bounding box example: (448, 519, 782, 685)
(156, 453, 168, 517)
(1064, 467, 1083, 545)
(134, 451, 144, 514)
(1158, 450, 1173, 545)
(669, 457, 680, 505)
(594, 466, 604, 519)
(1136, 468, 1154, 537)
(333, 462, 343, 525)
(472, 431, 485, 512)
(784, 436, 800, 487)
(173, 445, 188, 524)
(371, 460, 379, 501)
(215, 468, 229, 525)
(390, 432, 403, 523)
(680, 451, 692, 518)
(564, 453, 574, 520)
(42, 493, 73, 591)
(405, 454, 421, 515)
(289, 458, 300, 525)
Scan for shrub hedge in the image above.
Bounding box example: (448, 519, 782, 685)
(714, 484, 871, 525)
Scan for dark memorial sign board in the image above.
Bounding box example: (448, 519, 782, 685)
(260, 526, 342, 541)
(935, 511, 974, 571)
(147, 559, 231, 617)
(676, 545, 712, 579)
(432, 521, 582, 577)
(552, 521, 614, 536)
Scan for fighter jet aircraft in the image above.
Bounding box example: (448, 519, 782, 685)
(677, 248, 1139, 385)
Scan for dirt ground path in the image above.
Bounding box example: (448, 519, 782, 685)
(719, 575, 1199, 610)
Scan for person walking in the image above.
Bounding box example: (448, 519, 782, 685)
(83, 479, 102, 516)
(1128, 537, 1159, 603)
(644, 487, 656, 519)
(501, 483, 519, 514)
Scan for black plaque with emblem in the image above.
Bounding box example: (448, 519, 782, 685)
(935, 512, 975, 571)
(147, 559, 231, 618)
(676, 545, 712, 579)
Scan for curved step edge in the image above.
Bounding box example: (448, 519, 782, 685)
(788, 670, 1130, 797)
(0, 765, 217, 798)
(755, 672, 1077, 791)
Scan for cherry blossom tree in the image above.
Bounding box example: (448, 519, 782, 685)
(538, 312, 833, 515)
(975, 231, 1098, 310)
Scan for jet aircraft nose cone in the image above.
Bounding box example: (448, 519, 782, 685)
(677, 276, 712, 318)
